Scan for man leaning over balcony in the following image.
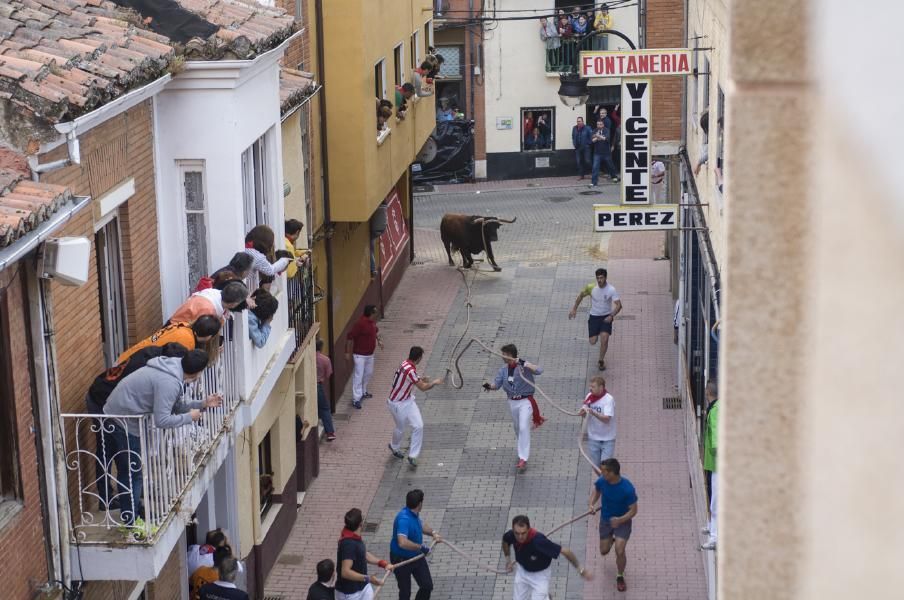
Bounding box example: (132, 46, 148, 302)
(103, 350, 222, 526)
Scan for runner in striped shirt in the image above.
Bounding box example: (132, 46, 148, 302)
(387, 346, 444, 467)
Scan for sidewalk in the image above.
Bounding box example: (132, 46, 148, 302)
(427, 175, 599, 195)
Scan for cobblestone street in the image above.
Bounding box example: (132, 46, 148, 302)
(266, 180, 707, 599)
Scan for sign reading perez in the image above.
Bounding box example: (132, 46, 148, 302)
(621, 79, 651, 205)
(579, 49, 692, 78)
(594, 205, 678, 232)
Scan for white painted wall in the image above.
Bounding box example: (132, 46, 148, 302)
(483, 0, 639, 154)
(153, 51, 290, 402)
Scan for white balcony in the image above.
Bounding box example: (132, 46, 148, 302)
(60, 331, 240, 579)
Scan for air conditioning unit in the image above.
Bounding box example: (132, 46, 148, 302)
(40, 237, 91, 286)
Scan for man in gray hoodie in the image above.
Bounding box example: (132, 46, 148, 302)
(104, 349, 222, 524)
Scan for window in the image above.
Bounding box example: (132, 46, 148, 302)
(242, 134, 271, 234)
(393, 44, 404, 87)
(702, 57, 711, 144)
(179, 161, 208, 291)
(716, 85, 725, 193)
(424, 20, 434, 51)
(690, 38, 699, 129)
(374, 58, 387, 100)
(434, 45, 463, 79)
(521, 107, 555, 152)
(410, 30, 421, 70)
(95, 215, 128, 367)
(299, 104, 313, 247)
(258, 430, 273, 518)
(0, 283, 22, 504)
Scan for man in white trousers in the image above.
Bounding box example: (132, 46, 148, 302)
(346, 305, 383, 409)
(502, 514, 591, 600)
(701, 380, 719, 550)
(387, 346, 443, 467)
(483, 344, 545, 471)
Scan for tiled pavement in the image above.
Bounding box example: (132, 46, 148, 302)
(265, 180, 706, 599)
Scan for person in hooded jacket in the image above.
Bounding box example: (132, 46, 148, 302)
(103, 350, 222, 524)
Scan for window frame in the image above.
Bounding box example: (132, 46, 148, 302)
(519, 106, 556, 152)
(393, 43, 404, 87)
(425, 20, 434, 51)
(702, 56, 711, 145)
(94, 213, 129, 367)
(0, 280, 23, 505)
(410, 30, 421, 71)
(258, 430, 274, 518)
(242, 133, 272, 234)
(374, 58, 387, 101)
(178, 160, 210, 293)
(690, 37, 699, 131)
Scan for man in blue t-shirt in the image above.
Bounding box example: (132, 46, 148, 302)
(335, 508, 392, 600)
(589, 458, 638, 593)
(390, 489, 440, 599)
(501, 514, 591, 598)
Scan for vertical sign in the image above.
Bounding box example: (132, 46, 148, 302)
(378, 189, 410, 283)
(621, 78, 652, 204)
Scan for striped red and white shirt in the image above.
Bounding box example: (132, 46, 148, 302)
(389, 360, 419, 402)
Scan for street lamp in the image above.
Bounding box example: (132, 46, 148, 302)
(556, 30, 637, 107)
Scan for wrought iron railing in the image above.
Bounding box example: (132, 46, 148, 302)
(60, 329, 239, 544)
(545, 34, 602, 73)
(286, 261, 317, 356)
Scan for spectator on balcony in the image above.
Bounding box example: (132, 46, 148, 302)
(573, 14, 590, 36)
(285, 218, 311, 279)
(245, 225, 292, 279)
(188, 528, 229, 577)
(525, 127, 544, 151)
(540, 17, 561, 66)
(436, 103, 454, 122)
(191, 545, 233, 600)
(316, 339, 336, 442)
(395, 83, 416, 120)
(195, 252, 253, 292)
(170, 281, 249, 324)
(307, 559, 336, 600)
(346, 305, 383, 409)
(117, 316, 221, 364)
(591, 119, 619, 187)
(103, 350, 222, 525)
(248, 288, 279, 349)
(593, 4, 613, 50)
(557, 14, 573, 39)
(425, 51, 444, 79)
(199, 556, 249, 600)
(572, 117, 593, 180)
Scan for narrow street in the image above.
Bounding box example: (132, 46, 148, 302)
(266, 179, 706, 599)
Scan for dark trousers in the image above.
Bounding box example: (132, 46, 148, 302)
(391, 553, 433, 600)
(574, 146, 591, 176)
(87, 396, 116, 508)
(592, 149, 617, 184)
(110, 423, 144, 525)
(317, 383, 335, 434)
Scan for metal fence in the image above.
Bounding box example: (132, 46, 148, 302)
(60, 329, 239, 544)
(286, 262, 316, 355)
(545, 35, 602, 73)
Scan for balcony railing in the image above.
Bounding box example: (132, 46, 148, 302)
(287, 261, 317, 355)
(545, 34, 607, 73)
(60, 327, 239, 544)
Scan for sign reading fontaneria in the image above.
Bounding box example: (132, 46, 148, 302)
(579, 49, 692, 78)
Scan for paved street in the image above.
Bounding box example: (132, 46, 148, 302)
(266, 179, 706, 599)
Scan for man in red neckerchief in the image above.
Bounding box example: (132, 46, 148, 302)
(502, 514, 591, 599)
(335, 508, 392, 600)
(579, 375, 616, 475)
(346, 305, 383, 409)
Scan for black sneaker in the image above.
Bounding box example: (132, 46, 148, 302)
(363, 392, 373, 399)
(388, 444, 404, 459)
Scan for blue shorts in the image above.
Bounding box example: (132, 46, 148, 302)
(588, 314, 613, 338)
(599, 517, 632, 540)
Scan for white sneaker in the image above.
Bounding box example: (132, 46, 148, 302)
(700, 537, 717, 550)
(701, 526, 711, 536)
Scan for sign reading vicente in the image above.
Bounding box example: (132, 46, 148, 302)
(621, 79, 651, 205)
(594, 204, 678, 232)
(579, 49, 692, 78)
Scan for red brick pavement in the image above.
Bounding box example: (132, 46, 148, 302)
(264, 263, 462, 597)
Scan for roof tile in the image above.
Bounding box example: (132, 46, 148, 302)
(0, 148, 74, 248)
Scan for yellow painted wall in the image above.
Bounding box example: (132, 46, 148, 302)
(329, 220, 375, 344)
(322, 0, 434, 222)
(282, 111, 308, 234)
(294, 337, 319, 433)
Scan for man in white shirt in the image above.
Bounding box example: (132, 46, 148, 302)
(568, 268, 623, 371)
(580, 376, 615, 473)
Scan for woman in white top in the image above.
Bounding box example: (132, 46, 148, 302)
(243, 225, 293, 278)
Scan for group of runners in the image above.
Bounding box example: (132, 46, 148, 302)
(322, 267, 636, 599)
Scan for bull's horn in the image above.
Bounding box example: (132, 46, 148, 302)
(472, 217, 485, 224)
(495, 217, 517, 224)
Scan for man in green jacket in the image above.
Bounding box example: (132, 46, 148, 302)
(701, 380, 719, 550)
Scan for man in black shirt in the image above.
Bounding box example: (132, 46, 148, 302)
(501, 515, 591, 599)
(199, 556, 249, 600)
(307, 559, 336, 600)
(335, 508, 392, 600)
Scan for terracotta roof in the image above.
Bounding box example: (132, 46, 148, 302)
(0, 148, 73, 248)
(279, 67, 315, 114)
(0, 0, 296, 127)
(0, 0, 176, 125)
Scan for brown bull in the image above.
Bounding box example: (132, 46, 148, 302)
(440, 213, 516, 271)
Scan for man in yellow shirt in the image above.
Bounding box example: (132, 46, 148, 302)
(284, 218, 311, 278)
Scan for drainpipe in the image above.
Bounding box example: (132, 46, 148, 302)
(315, 0, 337, 405)
(27, 130, 81, 179)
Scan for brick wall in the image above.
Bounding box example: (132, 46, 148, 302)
(146, 534, 185, 600)
(0, 269, 50, 600)
(39, 101, 163, 415)
(645, 0, 685, 141)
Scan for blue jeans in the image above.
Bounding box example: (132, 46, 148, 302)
(592, 150, 617, 185)
(317, 383, 335, 434)
(575, 146, 591, 176)
(110, 423, 144, 525)
(587, 438, 616, 468)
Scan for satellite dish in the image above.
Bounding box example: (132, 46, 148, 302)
(416, 137, 438, 164)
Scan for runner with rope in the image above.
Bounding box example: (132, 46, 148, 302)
(502, 514, 592, 599)
(482, 343, 546, 471)
(335, 508, 393, 600)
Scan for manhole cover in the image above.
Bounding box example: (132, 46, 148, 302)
(264, 596, 286, 600)
(526, 262, 545, 267)
(362, 521, 379, 533)
(663, 397, 682, 410)
(527, 182, 541, 187)
(412, 259, 428, 265)
(276, 553, 303, 566)
(544, 196, 572, 203)
(412, 323, 430, 329)
(579, 190, 605, 196)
